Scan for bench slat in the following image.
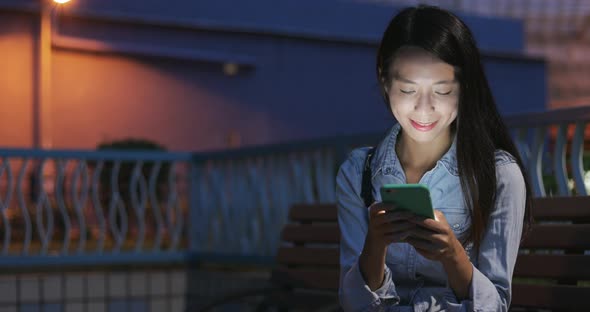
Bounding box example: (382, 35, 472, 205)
(272, 267, 339, 291)
(532, 196, 590, 220)
(512, 284, 590, 309)
(281, 224, 340, 244)
(520, 224, 590, 249)
(515, 254, 590, 279)
(277, 246, 339, 266)
(289, 204, 338, 223)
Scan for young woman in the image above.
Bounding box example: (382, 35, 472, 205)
(336, 6, 532, 312)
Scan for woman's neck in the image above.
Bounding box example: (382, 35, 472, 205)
(396, 129, 453, 175)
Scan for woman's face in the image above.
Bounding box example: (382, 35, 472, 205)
(387, 47, 459, 145)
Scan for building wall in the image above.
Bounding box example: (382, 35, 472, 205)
(0, 0, 546, 151)
(0, 11, 35, 148)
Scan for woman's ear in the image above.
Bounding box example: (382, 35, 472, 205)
(382, 81, 389, 95)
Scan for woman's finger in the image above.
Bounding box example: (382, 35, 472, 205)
(406, 226, 442, 242)
(370, 211, 399, 227)
(405, 236, 438, 252)
(384, 233, 410, 243)
(381, 220, 416, 235)
(368, 202, 396, 218)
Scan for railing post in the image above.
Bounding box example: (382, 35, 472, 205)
(571, 122, 587, 195)
(530, 127, 546, 197)
(188, 159, 200, 254)
(554, 124, 570, 196)
(515, 128, 530, 172)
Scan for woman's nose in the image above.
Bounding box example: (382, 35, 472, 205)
(414, 93, 435, 112)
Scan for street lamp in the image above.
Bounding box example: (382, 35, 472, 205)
(35, 0, 71, 149)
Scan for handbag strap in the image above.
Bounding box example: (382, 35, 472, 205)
(361, 147, 376, 207)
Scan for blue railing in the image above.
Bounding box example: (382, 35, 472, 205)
(0, 106, 588, 266)
(505, 105, 590, 197)
(0, 149, 192, 266)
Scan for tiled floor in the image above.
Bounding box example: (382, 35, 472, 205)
(0, 267, 271, 312)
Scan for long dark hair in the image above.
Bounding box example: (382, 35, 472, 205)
(376, 5, 532, 250)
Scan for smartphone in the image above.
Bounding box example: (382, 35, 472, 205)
(380, 184, 435, 219)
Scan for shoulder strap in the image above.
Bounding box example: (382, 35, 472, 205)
(361, 147, 376, 207)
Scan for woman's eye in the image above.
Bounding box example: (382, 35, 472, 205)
(400, 90, 415, 94)
(435, 90, 452, 95)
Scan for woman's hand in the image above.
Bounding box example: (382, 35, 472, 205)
(360, 202, 416, 290)
(403, 210, 463, 264)
(366, 202, 417, 250)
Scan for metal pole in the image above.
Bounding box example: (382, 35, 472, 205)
(35, 0, 53, 149)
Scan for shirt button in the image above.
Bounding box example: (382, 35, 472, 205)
(453, 224, 460, 229)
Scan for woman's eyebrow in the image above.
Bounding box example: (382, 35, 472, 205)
(433, 80, 456, 85)
(393, 73, 456, 85)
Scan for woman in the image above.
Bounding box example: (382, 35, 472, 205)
(336, 5, 532, 312)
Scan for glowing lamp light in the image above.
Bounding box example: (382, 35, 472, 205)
(53, 0, 71, 4)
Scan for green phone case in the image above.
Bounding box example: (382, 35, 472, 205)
(380, 184, 435, 219)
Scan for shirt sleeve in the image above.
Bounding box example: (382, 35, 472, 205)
(336, 150, 400, 312)
(444, 161, 527, 312)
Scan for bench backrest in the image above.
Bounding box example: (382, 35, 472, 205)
(277, 197, 590, 310)
(511, 196, 590, 311)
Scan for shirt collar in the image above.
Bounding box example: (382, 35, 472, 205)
(372, 123, 458, 178)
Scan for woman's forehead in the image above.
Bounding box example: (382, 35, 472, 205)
(392, 61, 455, 83)
(390, 47, 455, 79)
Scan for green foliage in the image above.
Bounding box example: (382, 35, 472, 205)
(95, 138, 170, 202)
(96, 139, 166, 152)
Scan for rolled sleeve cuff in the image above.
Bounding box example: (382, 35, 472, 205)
(441, 288, 472, 312)
(469, 265, 503, 312)
(374, 265, 399, 302)
(341, 261, 400, 311)
(441, 264, 492, 312)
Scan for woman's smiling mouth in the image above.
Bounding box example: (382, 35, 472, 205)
(410, 120, 438, 131)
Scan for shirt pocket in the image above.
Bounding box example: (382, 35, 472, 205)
(437, 206, 471, 241)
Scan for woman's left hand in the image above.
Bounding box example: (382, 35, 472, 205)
(403, 210, 464, 265)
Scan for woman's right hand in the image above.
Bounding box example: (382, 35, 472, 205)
(360, 202, 417, 290)
(366, 202, 417, 250)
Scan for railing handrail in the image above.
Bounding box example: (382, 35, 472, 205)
(0, 148, 192, 161)
(504, 105, 590, 127)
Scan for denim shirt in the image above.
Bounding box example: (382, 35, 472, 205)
(336, 123, 526, 312)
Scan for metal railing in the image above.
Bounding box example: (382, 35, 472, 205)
(0, 149, 192, 266)
(0, 133, 382, 264)
(0, 106, 590, 262)
(506, 105, 590, 197)
(189, 133, 380, 257)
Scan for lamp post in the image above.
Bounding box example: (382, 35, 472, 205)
(34, 0, 70, 149)
(30, 0, 71, 203)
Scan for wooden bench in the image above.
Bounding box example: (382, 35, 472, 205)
(197, 203, 341, 312)
(199, 197, 590, 311)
